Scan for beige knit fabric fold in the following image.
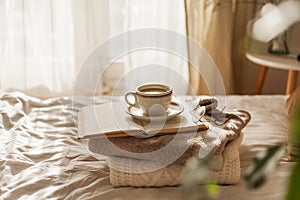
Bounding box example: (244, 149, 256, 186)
(109, 133, 243, 187)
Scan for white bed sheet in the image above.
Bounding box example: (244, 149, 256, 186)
(0, 93, 293, 200)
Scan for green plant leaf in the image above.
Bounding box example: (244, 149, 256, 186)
(244, 145, 285, 189)
(205, 183, 219, 198)
(286, 161, 300, 200)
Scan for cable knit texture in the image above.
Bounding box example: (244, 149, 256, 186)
(109, 133, 243, 187)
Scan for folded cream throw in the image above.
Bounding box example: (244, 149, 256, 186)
(109, 133, 243, 187)
(88, 97, 251, 187)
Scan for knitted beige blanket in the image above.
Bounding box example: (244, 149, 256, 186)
(88, 97, 251, 187)
(109, 133, 243, 187)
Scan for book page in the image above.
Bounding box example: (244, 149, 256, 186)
(78, 102, 142, 139)
(78, 98, 209, 139)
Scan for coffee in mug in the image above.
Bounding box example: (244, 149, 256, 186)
(125, 83, 173, 116)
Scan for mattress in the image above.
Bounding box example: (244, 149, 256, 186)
(0, 92, 293, 200)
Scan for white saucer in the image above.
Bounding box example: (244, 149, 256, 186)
(125, 102, 184, 122)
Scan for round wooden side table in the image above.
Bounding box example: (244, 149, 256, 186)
(246, 52, 300, 95)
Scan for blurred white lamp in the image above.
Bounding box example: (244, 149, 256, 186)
(251, 0, 300, 54)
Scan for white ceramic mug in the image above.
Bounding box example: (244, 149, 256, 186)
(125, 83, 173, 116)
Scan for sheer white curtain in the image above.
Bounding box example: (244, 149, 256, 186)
(122, 0, 189, 95)
(185, 0, 234, 94)
(0, 0, 108, 98)
(0, 0, 188, 97)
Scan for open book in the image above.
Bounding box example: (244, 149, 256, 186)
(78, 101, 208, 139)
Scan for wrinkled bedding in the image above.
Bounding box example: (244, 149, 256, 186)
(0, 92, 293, 200)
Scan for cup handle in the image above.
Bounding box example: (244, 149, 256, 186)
(125, 92, 138, 107)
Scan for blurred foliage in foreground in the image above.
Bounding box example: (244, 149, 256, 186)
(182, 106, 300, 200)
